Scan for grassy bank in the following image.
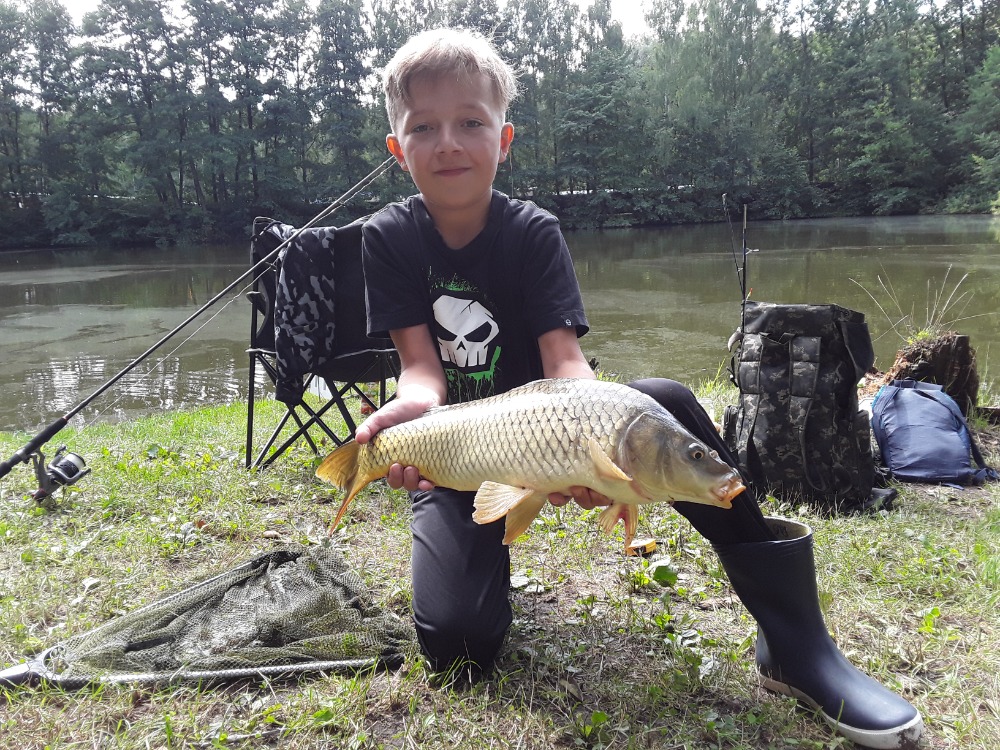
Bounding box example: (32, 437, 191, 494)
(1, 394, 998, 750)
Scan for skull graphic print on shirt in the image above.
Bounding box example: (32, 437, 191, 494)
(430, 285, 502, 402)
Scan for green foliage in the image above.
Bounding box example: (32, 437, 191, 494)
(960, 47, 1000, 210)
(0, 0, 998, 247)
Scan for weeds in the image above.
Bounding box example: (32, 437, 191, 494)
(851, 264, 991, 344)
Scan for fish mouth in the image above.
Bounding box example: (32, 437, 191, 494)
(714, 474, 746, 508)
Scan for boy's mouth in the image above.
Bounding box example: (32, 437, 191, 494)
(435, 167, 470, 177)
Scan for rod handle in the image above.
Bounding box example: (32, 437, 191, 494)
(0, 418, 67, 480)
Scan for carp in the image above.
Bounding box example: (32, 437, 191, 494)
(316, 378, 744, 547)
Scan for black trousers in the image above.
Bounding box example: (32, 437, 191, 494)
(409, 378, 775, 671)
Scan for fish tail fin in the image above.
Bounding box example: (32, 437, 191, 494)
(316, 441, 370, 532)
(328, 487, 364, 534)
(473, 481, 547, 545)
(317, 440, 360, 486)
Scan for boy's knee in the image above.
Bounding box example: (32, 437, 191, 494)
(628, 377, 697, 412)
(414, 606, 510, 672)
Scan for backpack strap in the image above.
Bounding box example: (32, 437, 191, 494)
(728, 331, 767, 487)
(970, 439, 999, 483)
(839, 316, 876, 380)
(789, 334, 828, 493)
(733, 331, 839, 495)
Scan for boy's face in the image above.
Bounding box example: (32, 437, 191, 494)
(387, 72, 513, 218)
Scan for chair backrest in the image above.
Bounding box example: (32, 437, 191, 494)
(249, 218, 281, 352)
(249, 216, 397, 405)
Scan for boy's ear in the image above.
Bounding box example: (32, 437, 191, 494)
(498, 123, 514, 163)
(386, 134, 408, 171)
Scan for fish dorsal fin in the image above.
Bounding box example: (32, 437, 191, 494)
(597, 502, 639, 548)
(588, 437, 631, 482)
(473, 482, 547, 545)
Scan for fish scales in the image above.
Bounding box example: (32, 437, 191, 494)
(361, 385, 629, 489)
(317, 378, 744, 548)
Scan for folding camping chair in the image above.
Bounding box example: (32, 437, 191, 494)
(245, 216, 399, 470)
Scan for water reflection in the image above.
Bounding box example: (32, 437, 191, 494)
(1, 215, 999, 433)
(569, 216, 1000, 384)
(1, 246, 263, 432)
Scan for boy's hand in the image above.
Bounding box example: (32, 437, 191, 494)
(547, 487, 611, 510)
(354, 394, 439, 493)
(354, 397, 433, 444)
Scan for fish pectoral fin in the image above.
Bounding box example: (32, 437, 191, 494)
(597, 502, 639, 548)
(473, 482, 547, 545)
(588, 437, 631, 482)
(472, 481, 532, 523)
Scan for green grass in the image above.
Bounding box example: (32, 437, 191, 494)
(1, 394, 998, 749)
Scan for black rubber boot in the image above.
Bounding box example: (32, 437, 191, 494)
(713, 517, 922, 749)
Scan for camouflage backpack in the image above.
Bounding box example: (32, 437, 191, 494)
(722, 301, 880, 513)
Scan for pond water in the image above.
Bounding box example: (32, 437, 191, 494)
(1, 214, 998, 434)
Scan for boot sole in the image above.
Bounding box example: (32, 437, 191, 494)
(760, 674, 924, 749)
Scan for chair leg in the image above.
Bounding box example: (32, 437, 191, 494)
(246, 348, 398, 469)
(246, 354, 257, 470)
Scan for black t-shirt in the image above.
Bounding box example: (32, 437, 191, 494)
(362, 190, 589, 403)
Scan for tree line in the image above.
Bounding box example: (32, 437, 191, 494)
(1, 0, 999, 248)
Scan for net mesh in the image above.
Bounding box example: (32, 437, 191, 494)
(27, 544, 413, 687)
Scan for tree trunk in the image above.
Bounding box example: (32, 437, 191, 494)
(884, 332, 979, 416)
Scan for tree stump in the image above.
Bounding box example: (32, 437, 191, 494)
(883, 332, 979, 415)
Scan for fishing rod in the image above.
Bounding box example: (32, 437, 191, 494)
(723, 193, 756, 335)
(0, 155, 397, 485)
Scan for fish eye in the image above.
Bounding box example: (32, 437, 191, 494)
(687, 443, 706, 461)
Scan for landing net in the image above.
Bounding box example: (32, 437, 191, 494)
(14, 544, 413, 688)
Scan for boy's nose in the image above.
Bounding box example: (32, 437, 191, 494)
(435, 125, 462, 152)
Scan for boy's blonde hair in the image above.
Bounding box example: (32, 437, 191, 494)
(383, 28, 519, 132)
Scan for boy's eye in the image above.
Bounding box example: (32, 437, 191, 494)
(411, 124, 430, 133)
(463, 119, 484, 128)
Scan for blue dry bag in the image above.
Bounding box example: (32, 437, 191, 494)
(871, 379, 998, 486)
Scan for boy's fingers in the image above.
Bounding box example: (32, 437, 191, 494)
(385, 463, 434, 492)
(357, 398, 436, 445)
(402, 465, 422, 490)
(386, 463, 405, 489)
(547, 486, 612, 510)
(580, 488, 612, 508)
(548, 492, 570, 507)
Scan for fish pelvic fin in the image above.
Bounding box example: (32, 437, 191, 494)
(588, 437, 631, 482)
(316, 441, 370, 532)
(473, 481, 547, 545)
(597, 502, 639, 549)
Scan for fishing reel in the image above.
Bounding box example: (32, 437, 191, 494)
(30, 446, 90, 503)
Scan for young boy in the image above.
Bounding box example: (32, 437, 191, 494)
(355, 27, 921, 749)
